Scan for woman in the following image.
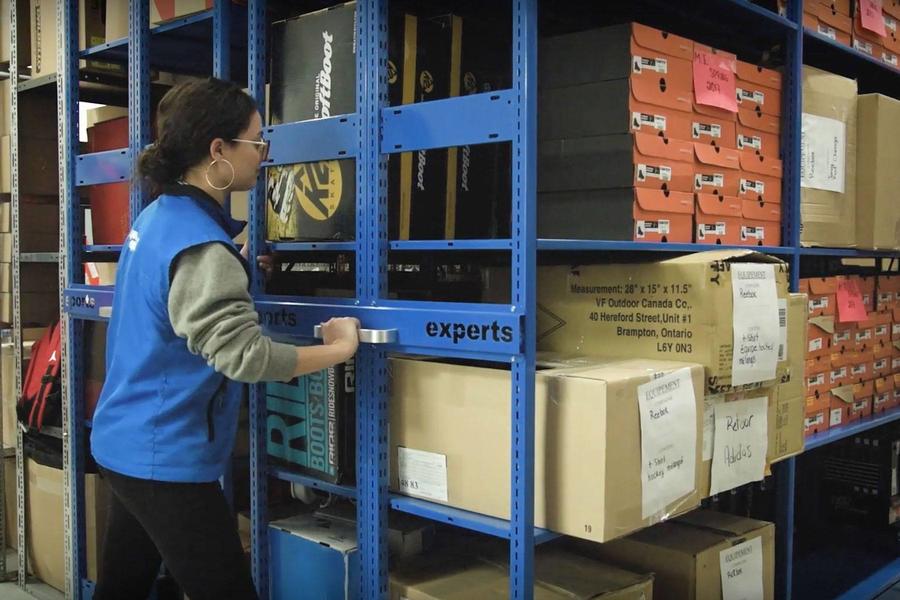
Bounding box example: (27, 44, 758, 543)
(90, 78, 359, 600)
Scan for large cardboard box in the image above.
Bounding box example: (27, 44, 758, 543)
(25, 458, 110, 592)
(0, 0, 32, 67)
(389, 356, 705, 543)
(391, 543, 655, 600)
(266, 357, 356, 484)
(537, 250, 790, 392)
(773, 293, 808, 463)
(856, 94, 900, 250)
(800, 66, 857, 247)
(590, 511, 774, 600)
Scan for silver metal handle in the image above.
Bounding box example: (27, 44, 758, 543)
(313, 325, 397, 344)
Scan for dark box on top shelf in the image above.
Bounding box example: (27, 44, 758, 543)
(267, 3, 457, 242)
(538, 23, 694, 143)
(266, 357, 355, 485)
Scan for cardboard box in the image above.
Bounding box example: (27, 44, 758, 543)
(811, 2, 854, 45)
(269, 513, 360, 599)
(736, 71, 782, 117)
(693, 143, 741, 197)
(856, 94, 900, 250)
(692, 111, 737, 150)
(873, 376, 895, 413)
(852, 37, 884, 58)
(806, 391, 831, 417)
(806, 356, 831, 398)
(779, 293, 808, 400)
(827, 391, 848, 428)
(737, 107, 781, 158)
(832, 321, 856, 353)
(808, 316, 834, 359)
(804, 409, 829, 435)
(391, 543, 655, 600)
(882, 48, 900, 67)
(800, 66, 857, 247)
(740, 199, 782, 246)
(538, 187, 694, 243)
(389, 356, 705, 543)
(877, 291, 894, 313)
(25, 458, 110, 592)
(539, 133, 695, 193)
(800, 277, 838, 317)
(590, 511, 775, 600)
(739, 156, 783, 206)
(266, 357, 355, 484)
(537, 250, 790, 392)
(694, 194, 742, 245)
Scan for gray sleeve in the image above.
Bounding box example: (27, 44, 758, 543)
(167, 242, 297, 383)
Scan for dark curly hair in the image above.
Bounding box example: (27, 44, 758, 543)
(137, 77, 257, 197)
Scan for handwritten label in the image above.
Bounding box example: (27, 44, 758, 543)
(720, 537, 765, 600)
(801, 113, 847, 193)
(710, 396, 768, 495)
(860, 0, 887, 36)
(693, 49, 738, 112)
(837, 279, 869, 323)
(731, 264, 780, 386)
(397, 447, 448, 502)
(638, 368, 697, 519)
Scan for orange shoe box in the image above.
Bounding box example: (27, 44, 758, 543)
(853, 37, 885, 59)
(877, 290, 895, 312)
(694, 194, 742, 245)
(808, 317, 834, 359)
(853, 5, 889, 45)
(740, 199, 781, 246)
(633, 134, 695, 192)
(847, 349, 875, 383)
(893, 307, 900, 341)
(632, 189, 695, 243)
(735, 62, 782, 117)
(873, 355, 891, 379)
(882, 48, 899, 68)
(693, 144, 741, 197)
(873, 376, 895, 413)
(806, 356, 832, 397)
(801, 277, 838, 317)
(804, 410, 829, 436)
(869, 311, 892, 345)
(808, 3, 854, 46)
(827, 392, 848, 428)
(878, 275, 900, 306)
(851, 276, 877, 312)
(691, 114, 737, 149)
(829, 351, 853, 388)
(854, 324, 875, 352)
(832, 321, 856, 353)
(736, 108, 780, 159)
(848, 397, 873, 421)
(738, 153, 783, 204)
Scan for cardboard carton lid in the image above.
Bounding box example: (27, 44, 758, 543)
(693, 143, 741, 170)
(269, 513, 358, 554)
(805, 277, 839, 295)
(876, 376, 895, 393)
(810, 316, 836, 334)
(816, 3, 853, 32)
(737, 108, 780, 134)
(530, 547, 655, 598)
(695, 193, 742, 217)
(631, 22, 694, 61)
(831, 385, 855, 404)
(831, 352, 852, 368)
(864, 311, 892, 327)
(739, 152, 784, 177)
(805, 356, 830, 374)
(621, 513, 770, 557)
(634, 132, 694, 162)
(741, 199, 781, 222)
(552, 357, 701, 385)
(634, 188, 694, 215)
(736, 61, 782, 89)
(664, 248, 786, 266)
(675, 510, 772, 539)
(802, 65, 858, 101)
(881, 276, 900, 293)
(853, 380, 875, 399)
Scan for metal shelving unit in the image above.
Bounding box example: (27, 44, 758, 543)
(48, 1, 900, 599)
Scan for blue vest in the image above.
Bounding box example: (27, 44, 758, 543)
(91, 186, 247, 482)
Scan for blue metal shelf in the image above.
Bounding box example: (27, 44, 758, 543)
(804, 28, 900, 76)
(537, 239, 795, 254)
(834, 558, 900, 600)
(799, 246, 900, 258)
(77, 8, 248, 78)
(389, 496, 560, 545)
(269, 467, 358, 500)
(726, 0, 798, 30)
(77, 149, 130, 186)
(390, 239, 513, 251)
(804, 408, 900, 451)
(84, 245, 123, 254)
(264, 116, 359, 166)
(268, 241, 356, 253)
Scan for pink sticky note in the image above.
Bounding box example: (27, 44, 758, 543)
(693, 49, 738, 113)
(860, 0, 887, 36)
(837, 279, 869, 323)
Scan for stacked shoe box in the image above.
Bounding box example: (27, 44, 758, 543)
(851, 0, 900, 68)
(537, 22, 783, 244)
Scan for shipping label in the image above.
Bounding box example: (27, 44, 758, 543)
(805, 413, 824, 428)
(809, 337, 824, 352)
(800, 113, 847, 193)
(830, 408, 843, 426)
(398, 447, 449, 502)
(808, 373, 825, 387)
(710, 395, 768, 495)
(853, 39, 875, 55)
(737, 87, 765, 106)
(635, 220, 671, 238)
(741, 226, 765, 242)
(737, 134, 763, 151)
(720, 537, 765, 600)
(693, 121, 723, 139)
(740, 178, 765, 195)
(697, 222, 727, 240)
(809, 296, 829, 312)
(638, 368, 697, 519)
(831, 367, 847, 384)
(817, 24, 838, 40)
(695, 172, 726, 190)
(636, 164, 672, 182)
(633, 112, 667, 132)
(633, 55, 668, 74)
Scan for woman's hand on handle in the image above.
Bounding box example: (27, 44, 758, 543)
(291, 317, 360, 378)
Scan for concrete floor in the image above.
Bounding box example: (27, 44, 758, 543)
(0, 549, 63, 600)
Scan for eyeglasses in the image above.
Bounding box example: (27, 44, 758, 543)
(232, 138, 270, 161)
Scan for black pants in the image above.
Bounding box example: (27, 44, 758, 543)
(93, 467, 258, 600)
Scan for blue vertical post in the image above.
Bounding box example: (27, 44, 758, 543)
(510, 0, 537, 598)
(775, 2, 803, 599)
(59, 0, 87, 597)
(247, 0, 269, 596)
(129, 0, 151, 225)
(357, 0, 389, 597)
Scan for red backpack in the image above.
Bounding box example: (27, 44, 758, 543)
(17, 322, 62, 431)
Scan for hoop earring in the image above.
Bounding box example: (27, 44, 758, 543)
(205, 158, 235, 191)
